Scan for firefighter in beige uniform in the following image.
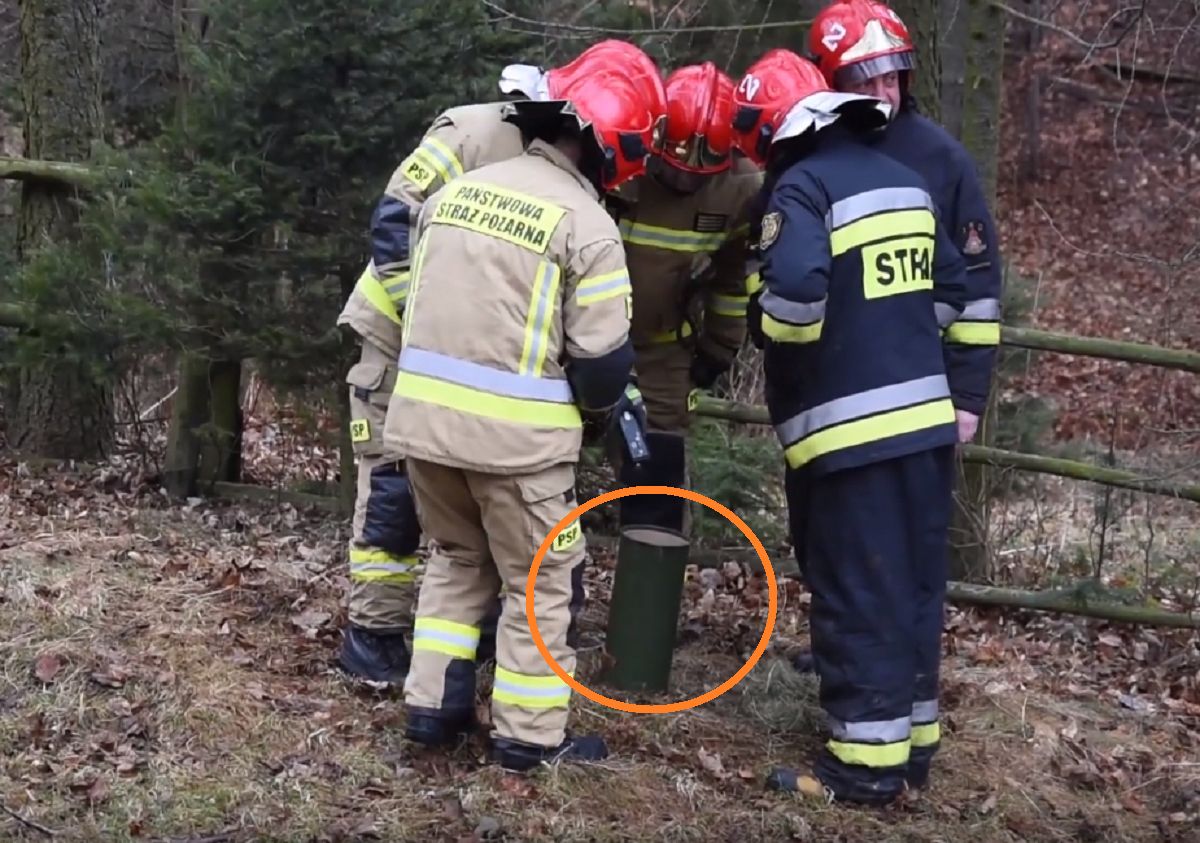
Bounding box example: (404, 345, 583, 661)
(385, 69, 661, 769)
(334, 100, 526, 685)
(611, 62, 764, 532)
(334, 40, 660, 685)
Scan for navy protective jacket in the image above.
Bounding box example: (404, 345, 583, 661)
(754, 123, 971, 477)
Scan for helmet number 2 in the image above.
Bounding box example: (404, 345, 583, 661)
(821, 21, 847, 51)
(737, 74, 762, 101)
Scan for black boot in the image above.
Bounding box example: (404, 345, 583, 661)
(405, 707, 476, 748)
(791, 648, 816, 674)
(490, 733, 609, 772)
(336, 624, 411, 685)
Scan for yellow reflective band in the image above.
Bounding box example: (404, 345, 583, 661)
(519, 261, 561, 377)
(349, 549, 418, 584)
(384, 270, 411, 307)
(762, 313, 822, 343)
(830, 209, 935, 257)
(619, 219, 726, 253)
(419, 137, 464, 180)
(745, 271, 763, 295)
(400, 237, 431, 350)
(945, 321, 1001, 345)
(431, 181, 566, 255)
(355, 264, 401, 326)
(827, 738, 911, 768)
(650, 321, 694, 344)
(394, 372, 582, 429)
(784, 398, 956, 469)
(711, 294, 749, 317)
(552, 519, 583, 552)
(413, 617, 480, 659)
(861, 235, 934, 300)
(493, 666, 572, 709)
(576, 269, 632, 306)
(349, 418, 371, 443)
(911, 722, 941, 748)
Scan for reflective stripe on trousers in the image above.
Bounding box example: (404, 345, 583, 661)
(826, 713, 912, 768)
(911, 698, 940, 749)
(412, 617, 480, 660)
(492, 665, 573, 709)
(349, 547, 417, 585)
(774, 374, 956, 469)
(394, 346, 582, 429)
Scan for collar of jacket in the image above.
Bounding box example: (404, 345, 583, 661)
(525, 138, 600, 201)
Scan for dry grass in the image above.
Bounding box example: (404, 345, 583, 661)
(1, 466, 1198, 842)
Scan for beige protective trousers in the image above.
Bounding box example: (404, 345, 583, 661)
(402, 458, 584, 749)
(345, 340, 420, 628)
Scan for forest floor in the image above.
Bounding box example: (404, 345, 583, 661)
(2, 456, 1198, 843)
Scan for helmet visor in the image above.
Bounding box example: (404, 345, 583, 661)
(833, 51, 914, 87)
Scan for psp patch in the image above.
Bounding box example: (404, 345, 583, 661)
(961, 220, 987, 256)
(759, 211, 782, 250)
(693, 212, 729, 233)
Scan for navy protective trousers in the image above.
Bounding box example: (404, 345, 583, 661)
(800, 445, 954, 804)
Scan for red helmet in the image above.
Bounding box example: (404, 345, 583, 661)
(558, 69, 660, 191)
(809, 0, 915, 88)
(732, 49, 831, 166)
(659, 62, 736, 175)
(548, 41, 668, 119)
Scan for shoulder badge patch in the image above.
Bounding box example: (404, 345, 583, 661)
(759, 211, 782, 250)
(694, 212, 728, 233)
(962, 220, 987, 256)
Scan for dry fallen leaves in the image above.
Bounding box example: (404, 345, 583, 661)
(33, 653, 62, 683)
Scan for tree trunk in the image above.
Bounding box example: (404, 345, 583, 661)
(938, 0, 967, 138)
(949, 0, 1007, 582)
(8, 0, 112, 461)
(891, 0, 942, 120)
(163, 353, 243, 498)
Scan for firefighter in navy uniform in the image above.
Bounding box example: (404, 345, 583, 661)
(743, 58, 976, 806)
(778, 0, 1004, 680)
(610, 62, 763, 534)
(334, 41, 663, 686)
(385, 68, 662, 770)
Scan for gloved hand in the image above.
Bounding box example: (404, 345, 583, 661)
(605, 384, 650, 466)
(690, 346, 730, 391)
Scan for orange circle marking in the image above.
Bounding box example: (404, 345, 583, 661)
(524, 485, 777, 715)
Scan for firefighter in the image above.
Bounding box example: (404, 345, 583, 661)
(611, 61, 763, 534)
(384, 69, 662, 770)
(743, 57, 975, 805)
(333, 41, 662, 686)
(787, 0, 1003, 698)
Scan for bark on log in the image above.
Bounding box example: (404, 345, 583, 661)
(1003, 326, 1200, 373)
(0, 155, 103, 187)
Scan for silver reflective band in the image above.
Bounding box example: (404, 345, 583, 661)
(523, 261, 558, 375)
(827, 186, 933, 230)
(350, 561, 414, 573)
(760, 290, 826, 325)
(399, 347, 574, 403)
(776, 373, 952, 445)
(935, 302, 959, 328)
(961, 297, 1001, 320)
(827, 714, 911, 742)
(912, 699, 939, 723)
(413, 628, 478, 649)
(577, 273, 630, 298)
(493, 678, 569, 698)
(417, 139, 462, 177)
